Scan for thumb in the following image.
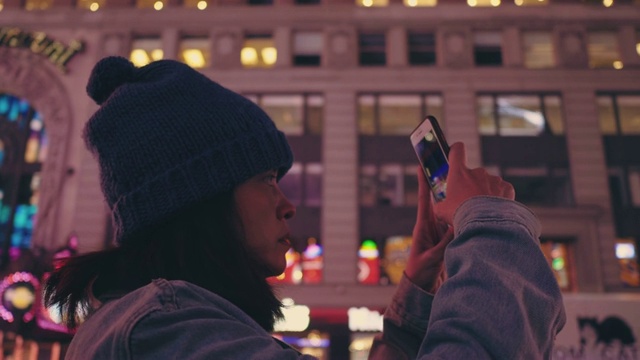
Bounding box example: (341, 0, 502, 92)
(416, 166, 436, 225)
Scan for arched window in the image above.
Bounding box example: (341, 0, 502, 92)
(0, 93, 47, 264)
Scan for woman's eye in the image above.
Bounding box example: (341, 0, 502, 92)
(264, 172, 278, 185)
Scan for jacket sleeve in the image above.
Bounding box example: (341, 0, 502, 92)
(416, 196, 567, 359)
(368, 275, 435, 360)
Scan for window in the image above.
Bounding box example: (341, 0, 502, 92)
(178, 36, 210, 69)
(514, 0, 547, 5)
(477, 94, 564, 136)
(359, 164, 420, 207)
(501, 167, 573, 206)
(408, 32, 436, 66)
(0, 94, 47, 256)
(615, 238, 639, 287)
(403, 0, 436, 6)
(598, 94, 640, 135)
(248, 0, 273, 4)
(523, 32, 554, 69)
(130, 37, 163, 67)
(359, 33, 386, 66)
(247, 94, 324, 136)
(242, 34, 277, 68)
(356, 0, 388, 7)
(478, 94, 572, 206)
(295, 0, 321, 4)
(467, 0, 500, 7)
(77, 0, 105, 11)
(279, 162, 323, 207)
(293, 32, 322, 67)
(358, 94, 443, 135)
(541, 239, 575, 291)
(474, 32, 502, 66)
(24, 0, 51, 10)
(588, 31, 622, 69)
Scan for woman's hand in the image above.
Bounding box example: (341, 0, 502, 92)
(404, 142, 515, 293)
(404, 166, 454, 294)
(434, 142, 515, 226)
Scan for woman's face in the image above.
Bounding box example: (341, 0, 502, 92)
(234, 169, 296, 277)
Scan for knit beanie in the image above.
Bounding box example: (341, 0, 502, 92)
(83, 56, 293, 245)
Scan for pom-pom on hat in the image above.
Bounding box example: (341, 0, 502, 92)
(83, 56, 293, 244)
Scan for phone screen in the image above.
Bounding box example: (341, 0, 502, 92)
(411, 116, 450, 202)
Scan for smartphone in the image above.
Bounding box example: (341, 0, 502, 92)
(410, 115, 450, 202)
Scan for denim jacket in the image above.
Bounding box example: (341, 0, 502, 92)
(65, 197, 565, 359)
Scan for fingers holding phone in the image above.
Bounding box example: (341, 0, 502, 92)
(435, 142, 515, 225)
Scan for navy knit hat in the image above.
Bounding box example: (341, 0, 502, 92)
(83, 56, 293, 244)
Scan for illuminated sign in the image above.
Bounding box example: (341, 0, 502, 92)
(0, 27, 84, 73)
(348, 307, 383, 332)
(273, 298, 310, 332)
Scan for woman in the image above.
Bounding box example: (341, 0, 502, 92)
(45, 56, 565, 359)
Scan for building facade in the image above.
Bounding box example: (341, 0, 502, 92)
(0, 0, 639, 357)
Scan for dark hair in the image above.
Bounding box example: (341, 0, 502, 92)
(44, 191, 283, 331)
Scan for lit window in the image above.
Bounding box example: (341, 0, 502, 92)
(617, 96, 640, 135)
(130, 38, 163, 67)
(478, 94, 564, 136)
(598, 94, 640, 135)
(356, 0, 387, 7)
(541, 240, 575, 291)
(408, 32, 436, 66)
(379, 95, 422, 135)
(293, 32, 322, 67)
(588, 31, 621, 69)
(77, 0, 105, 11)
(636, 30, 640, 57)
(261, 95, 304, 135)
(306, 95, 324, 135)
(498, 95, 547, 136)
(178, 37, 210, 69)
(597, 95, 617, 135)
(359, 33, 386, 66)
(24, 0, 51, 10)
(358, 95, 376, 135)
(467, 0, 500, 7)
(248, 94, 324, 136)
(513, 0, 547, 5)
(0, 94, 46, 250)
(523, 32, 554, 69)
(242, 34, 277, 68)
(403, 0, 436, 6)
(615, 239, 639, 287)
(474, 31, 502, 66)
(358, 94, 444, 135)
